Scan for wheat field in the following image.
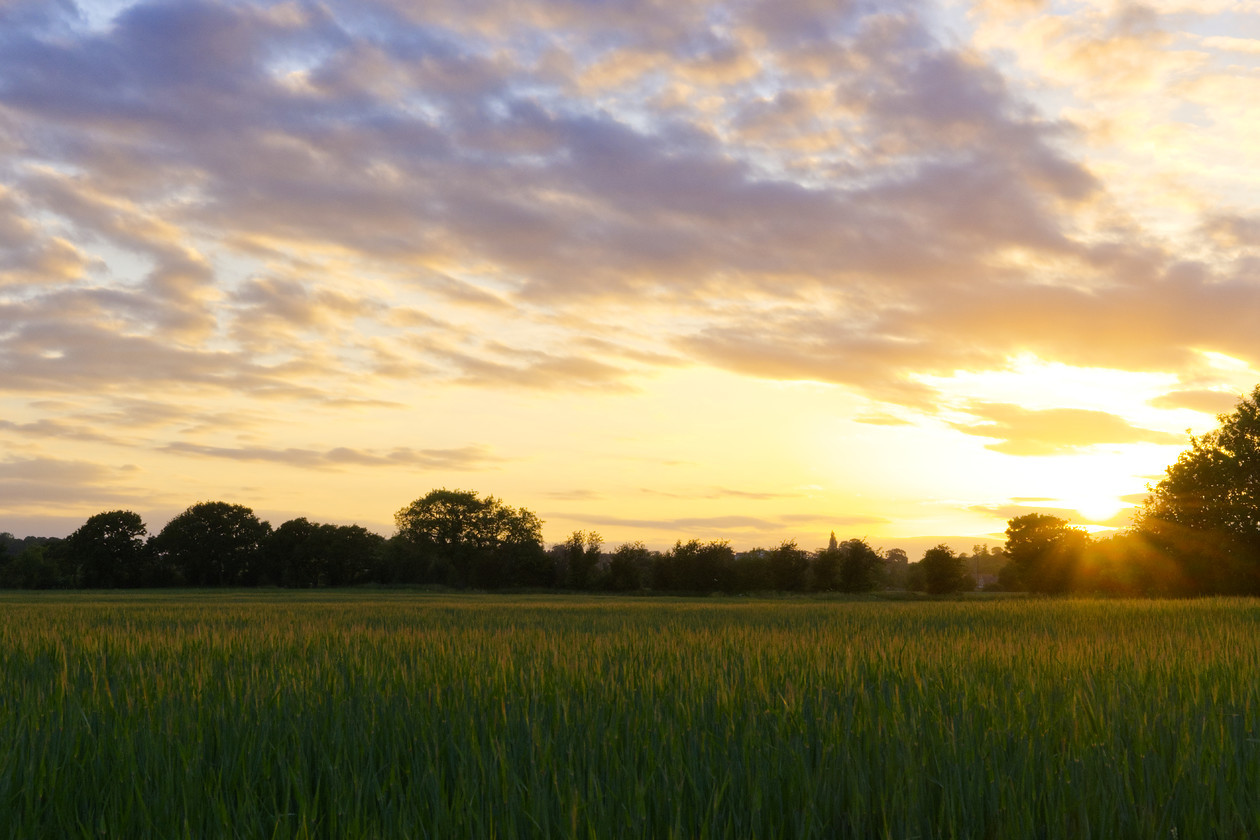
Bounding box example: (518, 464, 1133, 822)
(2, 592, 1258, 838)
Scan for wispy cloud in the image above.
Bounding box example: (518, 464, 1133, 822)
(950, 403, 1183, 455)
(0, 456, 146, 510)
(160, 442, 506, 471)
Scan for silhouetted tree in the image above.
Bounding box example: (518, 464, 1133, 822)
(766, 539, 808, 591)
(884, 547, 910, 589)
(0, 539, 68, 589)
(664, 539, 735, 593)
(1074, 529, 1186, 596)
(267, 518, 322, 587)
(812, 538, 841, 592)
(376, 534, 428, 585)
(66, 510, 149, 588)
(608, 541, 653, 591)
(321, 524, 384, 586)
(920, 543, 966, 594)
(1003, 513, 1087, 593)
(266, 519, 382, 587)
(836, 538, 883, 592)
(393, 489, 546, 589)
(734, 548, 774, 592)
(904, 559, 926, 593)
(152, 502, 271, 586)
(1136, 386, 1260, 593)
(559, 530, 603, 590)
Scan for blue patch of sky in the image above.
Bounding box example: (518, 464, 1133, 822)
(75, 0, 134, 32)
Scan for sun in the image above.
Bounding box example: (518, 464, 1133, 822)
(1065, 494, 1130, 525)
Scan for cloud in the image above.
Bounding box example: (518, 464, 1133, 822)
(778, 513, 891, 526)
(0, 0, 1187, 419)
(561, 511, 889, 536)
(971, 503, 1078, 521)
(0, 186, 96, 286)
(441, 346, 636, 391)
(853, 414, 915, 426)
(640, 487, 804, 501)
(1198, 36, 1260, 55)
(0, 314, 325, 397)
(3, 0, 1260, 546)
(542, 489, 603, 501)
(0, 417, 125, 445)
(1202, 214, 1260, 249)
(160, 442, 506, 471)
(1147, 389, 1241, 415)
(950, 403, 1183, 455)
(0, 456, 145, 510)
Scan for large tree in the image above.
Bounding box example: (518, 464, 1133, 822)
(393, 489, 546, 589)
(558, 530, 602, 590)
(1137, 386, 1260, 593)
(834, 538, 884, 593)
(768, 539, 809, 591)
(66, 510, 149, 588)
(920, 544, 967, 595)
(607, 541, 653, 592)
(267, 519, 384, 587)
(152, 502, 272, 587)
(1003, 513, 1088, 593)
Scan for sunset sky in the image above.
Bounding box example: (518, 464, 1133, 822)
(2, 0, 1259, 554)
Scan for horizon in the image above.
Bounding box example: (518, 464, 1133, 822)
(0, 500, 1055, 560)
(2, 0, 1256, 552)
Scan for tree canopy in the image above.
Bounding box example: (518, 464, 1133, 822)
(920, 544, 966, 595)
(1003, 513, 1088, 594)
(1137, 386, 1260, 593)
(152, 502, 272, 587)
(67, 510, 149, 588)
(393, 488, 547, 589)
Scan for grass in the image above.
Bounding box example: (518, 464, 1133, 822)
(1, 592, 1259, 838)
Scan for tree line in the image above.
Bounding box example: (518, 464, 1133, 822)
(7, 385, 1260, 596)
(0, 489, 996, 595)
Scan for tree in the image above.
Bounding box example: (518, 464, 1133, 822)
(393, 489, 546, 589)
(767, 539, 808, 591)
(835, 538, 883, 593)
(66, 510, 150, 588)
(152, 502, 272, 586)
(884, 547, 910, 589)
(812, 539, 841, 592)
(0, 539, 69, 589)
(920, 544, 966, 595)
(1004, 513, 1087, 594)
(267, 518, 323, 587)
(662, 539, 735, 593)
(734, 548, 774, 592)
(319, 524, 384, 586)
(1137, 386, 1260, 593)
(269, 519, 385, 587)
(608, 541, 653, 591)
(559, 530, 603, 590)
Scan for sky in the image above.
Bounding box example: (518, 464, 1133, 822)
(2, 0, 1259, 555)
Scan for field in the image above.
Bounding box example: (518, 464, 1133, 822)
(2, 593, 1260, 838)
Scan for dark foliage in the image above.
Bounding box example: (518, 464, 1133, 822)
(920, 544, 967, 594)
(393, 488, 548, 589)
(151, 502, 272, 587)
